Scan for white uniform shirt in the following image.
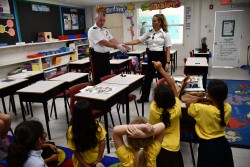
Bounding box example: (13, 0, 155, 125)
(23, 150, 48, 167)
(139, 28, 172, 51)
(88, 24, 113, 53)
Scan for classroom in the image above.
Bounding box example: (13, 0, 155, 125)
(0, 0, 250, 167)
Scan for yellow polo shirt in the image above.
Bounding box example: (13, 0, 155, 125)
(188, 102, 232, 140)
(115, 140, 161, 167)
(67, 122, 106, 167)
(149, 97, 181, 152)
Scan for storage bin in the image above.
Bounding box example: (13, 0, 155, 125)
(31, 63, 40, 71)
(76, 34, 82, 39)
(44, 68, 57, 79)
(81, 33, 87, 38)
(27, 53, 43, 58)
(69, 35, 76, 39)
(58, 35, 69, 40)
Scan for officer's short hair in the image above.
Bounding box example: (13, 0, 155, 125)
(96, 12, 106, 19)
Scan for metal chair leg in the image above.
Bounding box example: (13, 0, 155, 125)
(134, 100, 139, 116)
(116, 104, 122, 125)
(109, 112, 115, 127)
(9, 127, 14, 137)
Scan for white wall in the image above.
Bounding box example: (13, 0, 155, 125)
(104, 0, 250, 67)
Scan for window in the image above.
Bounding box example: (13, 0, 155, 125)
(138, 6, 184, 45)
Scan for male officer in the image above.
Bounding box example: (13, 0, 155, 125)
(88, 12, 129, 85)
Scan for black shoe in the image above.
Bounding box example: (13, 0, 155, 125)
(137, 98, 149, 103)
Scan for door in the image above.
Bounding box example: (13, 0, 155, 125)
(212, 11, 244, 67)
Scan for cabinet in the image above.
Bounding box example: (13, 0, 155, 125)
(0, 38, 88, 78)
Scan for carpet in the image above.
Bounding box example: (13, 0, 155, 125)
(223, 80, 250, 149)
(0, 136, 120, 167)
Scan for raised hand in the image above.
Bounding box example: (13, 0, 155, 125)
(152, 61, 163, 71)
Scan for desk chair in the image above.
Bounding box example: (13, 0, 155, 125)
(100, 74, 139, 125)
(48, 71, 70, 119)
(69, 82, 115, 126)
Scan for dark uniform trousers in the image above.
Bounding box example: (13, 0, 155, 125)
(142, 51, 166, 101)
(90, 50, 111, 85)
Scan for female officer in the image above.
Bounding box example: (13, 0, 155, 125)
(125, 14, 172, 103)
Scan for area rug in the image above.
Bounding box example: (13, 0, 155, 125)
(0, 136, 120, 167)
(223, 79, 250, 149)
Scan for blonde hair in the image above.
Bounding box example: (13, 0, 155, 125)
(127, 117, 153, 167)
(154, 14, 168, 32)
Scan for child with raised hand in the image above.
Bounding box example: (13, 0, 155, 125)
(113, 116, 165, 167)
(7, 120, 58, 167)
(186, 79, 234, 167)
(67, 99, 106, 167)
(0, 113, 12, 160)
(149, 61, 184, 167)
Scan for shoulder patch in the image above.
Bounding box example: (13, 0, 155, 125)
(93, 27, 97, 29)
(149, 29, 153, 32)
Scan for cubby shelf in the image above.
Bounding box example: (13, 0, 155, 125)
(0, 38, 87, 50)
(0, 51, 74, 68)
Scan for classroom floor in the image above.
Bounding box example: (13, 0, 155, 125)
(3, 66, 250, 167)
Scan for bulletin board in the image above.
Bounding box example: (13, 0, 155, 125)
(0, 0, 19, 45)
(16, 0, 61, 43)
(60, 6, 85, 35)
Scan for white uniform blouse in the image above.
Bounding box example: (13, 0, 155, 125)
(138, 28, 172, 51)
(88, 24, 113, 53)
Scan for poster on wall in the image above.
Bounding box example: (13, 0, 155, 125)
(32, 4, 50, 12)
(0, 0, 10, 14)
(222, 20, 235, 37)
(63, 13, 71, 30)
(71, 14, 79, 30)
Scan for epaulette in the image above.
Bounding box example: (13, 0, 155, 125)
(93, 27, 97, 29)
(103, 27, 107, 29)
(149, 29, 153, 32)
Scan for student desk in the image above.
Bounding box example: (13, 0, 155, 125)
(75, 83, 129, 153)
(102, 74, 145, 116)
(16, 81, 66, 140)
(8, 71, 44, 84)
(0, 78, 29, 114)
(185, 57, 208, 90)
(110, 58, 131, 74)
(68, 58, 90, 72)
(127, 50, 146, 61)
(49, 72, 89, 88)
(7, 71, 44, 115)
(193, 50, 209, 63)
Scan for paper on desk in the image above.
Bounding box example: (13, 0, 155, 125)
(80, 86, 116, 94)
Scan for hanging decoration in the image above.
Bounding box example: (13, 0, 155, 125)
(96, 3, 135, 49)
(124, 3, 135, 37)
(96, 3, 135, 37)
(141, 0, 181, 11)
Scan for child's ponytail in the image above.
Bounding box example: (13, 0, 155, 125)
(161, 108, 171, 128)
(135, 148, 147, 167)
(207, 79, 228, 127)
(218, 101, 226, 126)
(7, 143, 29, 167)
